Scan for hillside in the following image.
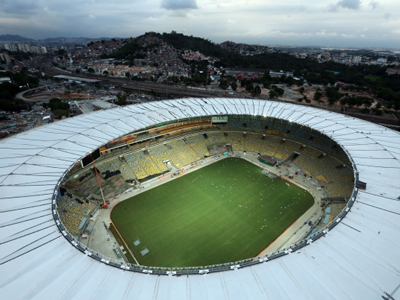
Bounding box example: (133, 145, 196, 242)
(0, 34, 34, 42)
(154, 31, 226, 57)
(40, 37, 113, 44)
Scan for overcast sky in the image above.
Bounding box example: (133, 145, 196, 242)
(1, 0, 400, 48)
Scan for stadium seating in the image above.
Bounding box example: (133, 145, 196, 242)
(148, 146, 171, 172)
(124, 151, 161, 180)
(187, 134, 209, 157)
(168, 139, 201, 167)
(205, 132, 226, 145)
(227, 132, 245, 151)
(273, 140, 298, 160)
(56, 194, 96, 235)
(68, 117, 355, 200)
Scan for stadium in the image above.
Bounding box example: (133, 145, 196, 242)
(1, 98, 399, 299)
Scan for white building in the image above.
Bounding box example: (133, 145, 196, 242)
(269, 70, 294, 78)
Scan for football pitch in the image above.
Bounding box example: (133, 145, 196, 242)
(111, 158, 314, 267)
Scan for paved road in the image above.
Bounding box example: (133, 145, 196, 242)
(15, 86, 53, 102)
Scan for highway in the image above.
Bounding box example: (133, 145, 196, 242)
(71, 74, 236, 98)
(41, 61, 242, 98)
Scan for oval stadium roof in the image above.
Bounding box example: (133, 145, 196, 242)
(1, 98, 400, 300)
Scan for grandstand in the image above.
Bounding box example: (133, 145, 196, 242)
(57, 193, 97, 236)
(61, 128, 355, 200)
(69, 128, 353, 199)
(1, 99, 399, 300)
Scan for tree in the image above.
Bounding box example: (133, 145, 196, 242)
(219, 79, 229, 89)
(314, 91, 322, 101)
(269, 85, 284, 98)
(0, 100, 17, 111)
(103, 70, 108, 76)
(276, 87, 284, 96)
(231, 82, 237, 91)
(246, 83, 254, 92)
(0, 82, 21, 101)
(360, 108, 370, 114)
(269, 90, 278, 98)
(115, 95, 127, 106)
(88, 68, 95, 73)
(253, 85, 261, 96)
(125, 72, 131, 78)
(325, 87, 342, 105)
(299, 87, 305, 94)
(286, 76, 295, 86)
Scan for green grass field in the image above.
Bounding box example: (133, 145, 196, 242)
(111, 158, 314, 267)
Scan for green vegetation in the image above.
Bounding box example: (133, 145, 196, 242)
(115, 95, 127, 106)
(6, 71, 39, 88)
(102, 41, 147, 60)
(325, 87, 343, 105)
(0, 72, 39, 111)
(103, 32, 400, 107)
(0, 82, 21, 101)
(340, 95, 373, 107)
(365, 75, 379, 82)
(314, 91, 323, 101)
(0, 99, 18, 111)
(111, 158, 314, 267)
(157, 31, 226, 57)
(43, 98, 69, 117)
(269, 85, 284, 98)
(231, 81, 237, 91)
(253, 85, 261, 96)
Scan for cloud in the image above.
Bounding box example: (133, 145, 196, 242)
(2, 0, 44, 15)
(161, 0, 198, 10)
(369, 1, 379, 10)
(327, 4, 338, 12)
(337, 0, 361, 9)
(328, 0, 361, 11)
(297, 5, 306, 13)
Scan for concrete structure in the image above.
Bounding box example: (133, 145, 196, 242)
(53, 75, 100, 83)
(69, 98, 118, 115)
(269, 70, 294, 78)
(0, 77, 11, 83)
(0, 53, 11, 63)
(0, 99, 399, 300)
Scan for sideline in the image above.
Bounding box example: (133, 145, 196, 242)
(109, 204, 141, 266)
(102, 152, 324, 262)
(256, 220, 296, 257)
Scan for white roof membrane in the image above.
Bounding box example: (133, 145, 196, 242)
(0, 99, 399, 300)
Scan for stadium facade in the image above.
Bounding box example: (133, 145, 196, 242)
(1, 98, 399, 300)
